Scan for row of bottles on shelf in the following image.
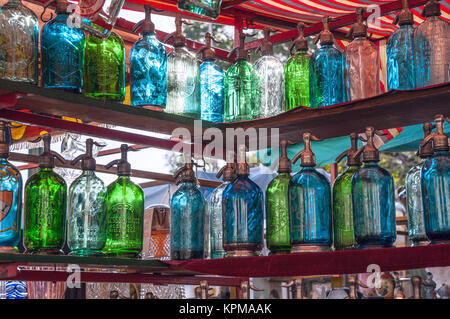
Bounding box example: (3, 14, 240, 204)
(1, 1, 448, 122)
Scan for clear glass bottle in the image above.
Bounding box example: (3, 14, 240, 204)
(222, 145, 264, 256)
(351, 127, 397, 248)
(67, 139, 107, 256)
(289, 133, 332, 252)
(24, 134, 67, 254)
(253, 27, 285, 118)
(84, 26, 125, 101)
(41, 0, 85, 93)
(198, 32, 225, 123)
(0, 0, 39, 83)
(224, 32, 258, 122)
(310, 17, 346, 107)
(130, 5, 167, 107)
(344, 7, 380, 100)
(326, 277, 349, 299)
(103, 145, 144, 257)
(333, 133, 360, 250)
(0, 122, 22, 252)
(285, 22, 310, 109)
(165, 17, 200, 118)
(387, 0, 416, 90)
(266, 140, 291, 254)
(177, 0, 222, 19)
(78, 0, 125, 38)
(170, 159, 206, 260)
(420, 115, 450, 244)
(414, 0, 450, 88)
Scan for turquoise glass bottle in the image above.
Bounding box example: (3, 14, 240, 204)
(351, 127, 396, 248)
(130, 5, 167, 107)
(103, 145, 144, 257)
(24, 134, 67, 254)
(386, 0, 416, 90)
(285, 22, 310, 109)
(222, 145, 264, 256)
(0, 0, 39, 83)
(198, 32, 225, 123)
(67, 139, 107, 256)
(41, 0, 85, 93)
(0, 122, 22, 252)
(310, 17, 346, 107)
(266, 140, 291, 254)
(177, 0, 222, 19)
(333, 133, 361, 250)
(289, 133, 332, 252)
(420, 115, 450, 244)
(170, 159, 206, 260)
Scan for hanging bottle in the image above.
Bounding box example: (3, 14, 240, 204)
(103, 145, 144, 257)
(310, 16, 346, 107)
(222, 145, 264, 256)
(170, 157, 206, 260)
(24, 134, 67, 254)
(285, 22, 310, 110)
(333, 133, 361, 250)
(41, 0, 85, 93)
(164, 17, 200, 118)
(414, 0, 450, 88)
(266, 140, 291, 254)
(420, 114, 450, 244)
(130, 5, 167, 107)
(386, 0, 416, 90)
(197, 32, 225, 123)
(84, 29, 125, 101)
(344, 7, 380, 100)
(208, 161, 235, 259)
(177, 0, 222, 20)
(289, 133, 332, 252)
(0, 0, 39, 84)
(77, 0, 126, 38)
(351, 127, 396, 248)
(0, 122, 22, 252)
(67, 139, 107, 256)
(224, 31, 258, 122)
(253, 27, 285, 118)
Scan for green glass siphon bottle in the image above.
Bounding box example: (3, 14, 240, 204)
(266, 140, 291, 254)
(24, 134, 67, 254)
(332, 133, 361, 250)
(103, 145, 144, 257)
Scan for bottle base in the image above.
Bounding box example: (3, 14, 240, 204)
(170, 250, 204, 260)
(84, 92, 124, 102)
(410, 240, 430, 247)
(43, 85, 82, 94)
(268, 248, 291, 255)
(69, 249, 104, 257)
(291, 244, 330, 253)
(103, 250, 141, 258)
(0, 246, 18, 254)
(333, 245, 357, 251)
(223, 243, 261, 257)
(24, 248, 64, 255)
(429, 239, 450, 245)
(357, 243, 393, 249)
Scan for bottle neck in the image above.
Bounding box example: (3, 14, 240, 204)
(40, 167, 54, 173)
(433, 150, 449, 157)
(363, 161, 380, 168)
(143, 31, 156, 38)
(180, 180, 196, 187)
(346, 165, 360, 173)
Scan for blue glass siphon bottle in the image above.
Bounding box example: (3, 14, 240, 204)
(420, 115, 450, 244)
(198, 32, 225, 123)
(386, 0, 416, 90)
(222, 145, 264, 256)
(130, 5, 167, 107)
(170, 157, 206, 260)
(41, 0, 85, 93)
(289, 133, 332, 252)
(351, 127, 397, 248)
(309, 16, 346, 107)
(0, 122, 22, 253)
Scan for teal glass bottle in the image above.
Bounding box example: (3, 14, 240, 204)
(170, 159, 206, 260)
(177, 0, 222, 19)
(266, 140, 291, 254)
(0, 122, 22, 252)
(24, 134, 67, 254)
(103, 145, 144, 257)
(130, 5, 167, 107)
(310, 17, 346, 107)
(41, 0, 85, 93)
(222, 145, 264, 256)
(289, 133, 332, 252)
(386, 0, 416, 90)
(420, 115, 450, 244)
(333, 133, 361, 250)
(351, 127, 397, 248)
(67, 139, 107, 256)
(224, 32, 258, 122)
(285, 23, 310, 109)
